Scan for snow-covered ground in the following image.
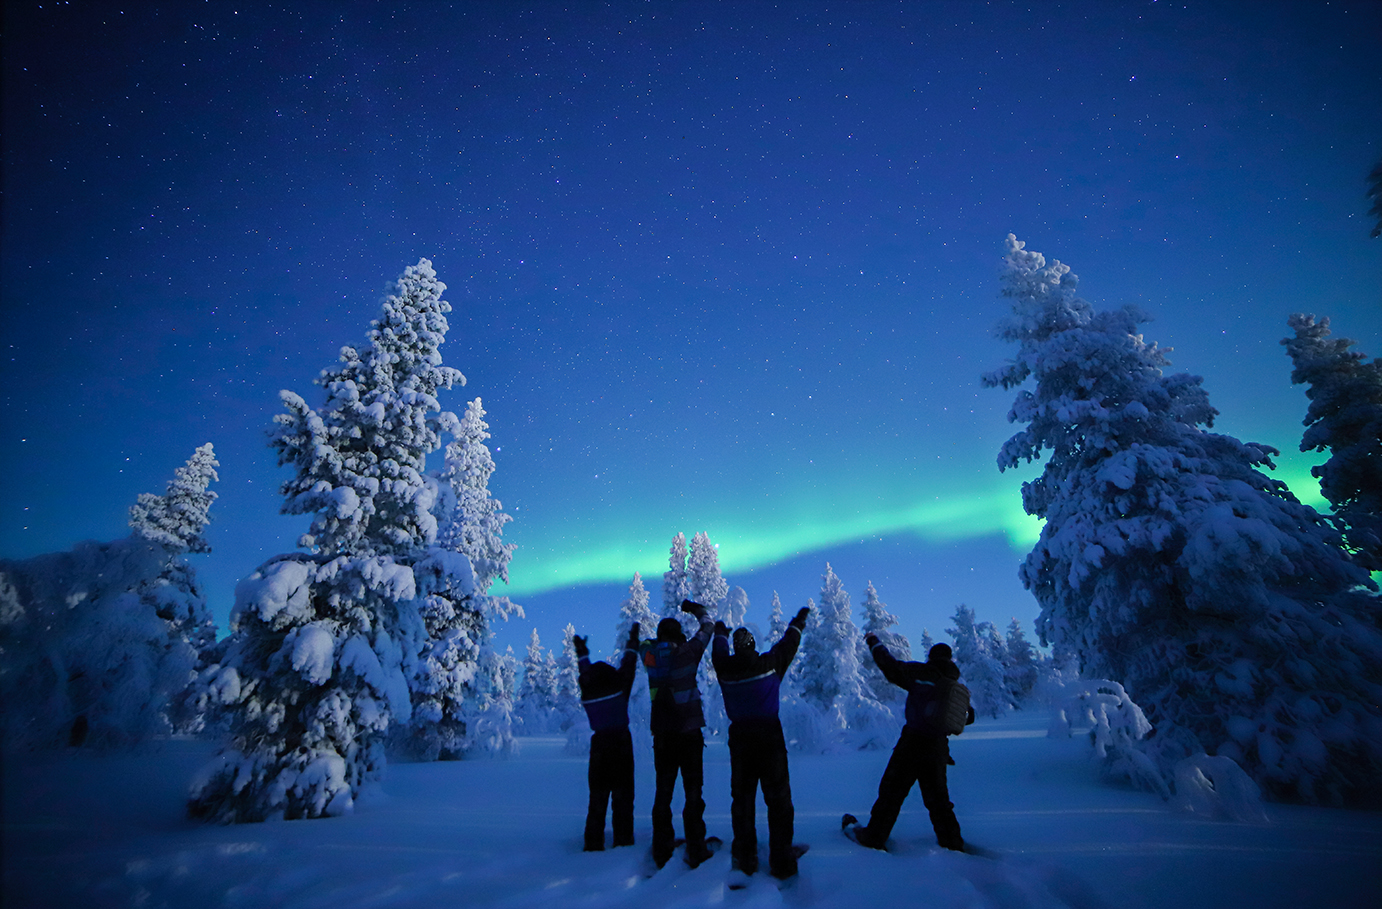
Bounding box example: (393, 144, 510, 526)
(5, 712, 1379, 909)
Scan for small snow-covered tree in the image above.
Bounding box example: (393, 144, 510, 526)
(982, 234, 1382, 803)
(1004, 618, 1040, 707)
(766, 592, 787, 643)
(919, 628, 936, 656)
(857, 582, 910, 713)
(555, 624, 585, 750)
(722, 586, 750, 629)
(1282, 313, 1382, 571)
(515, 628, 555, 733)
(1, 446, 219, 750)
(190, 260, 466, 822)
(949, 605, 1011, 719)
(613, 573, 657, 752)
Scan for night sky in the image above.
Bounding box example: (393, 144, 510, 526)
(3, 1, 1380, 654)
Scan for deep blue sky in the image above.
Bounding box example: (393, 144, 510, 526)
(3, 0, 1379, 655)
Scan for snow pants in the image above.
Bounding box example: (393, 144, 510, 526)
(651, 729, 707, 866)
(728, 719, 796, 877)
(863, 727, 963, 850)
(585, 727, 635, 851)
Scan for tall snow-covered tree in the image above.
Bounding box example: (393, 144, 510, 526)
(948, 605, 1011, 719)
(190, 260, 470, 822)
(982, 234, 1382, 803)
(662, 533, 691, 616)
(614, 572, 658, 655)
(856, 582, 910, 712)
(687, 531, 729, 614)
(796, 564, 861, 714)
(766, 592, 787, 643)
(1, 445, 220, 749)
(1282, 313, 1382, 571)
(402, 396, 521, 761)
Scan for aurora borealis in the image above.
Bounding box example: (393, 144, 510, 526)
(3, 1, 1379, 649)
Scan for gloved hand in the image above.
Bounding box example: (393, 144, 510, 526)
(573, 635, 589, 658)
(790, 606, 810, 629)
(680, 599, 708, 619)
(864, 633, 880, 649)
(627, 622, 641, 646)
(714, 620, 730, 637)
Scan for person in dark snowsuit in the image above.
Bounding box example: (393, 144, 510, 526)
(640, 599, 716, 868)
(711, 607, 810, 879)
(573, 623, 641, 851)
(843, 639, 970, 852)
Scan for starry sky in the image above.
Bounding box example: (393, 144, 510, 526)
(3, 0, 1380, 654)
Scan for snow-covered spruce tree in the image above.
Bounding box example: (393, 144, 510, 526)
(793, 565, 892, 748)
(982, 234, 1382, 803)
(662, 533, 691, 616)
(1, 446, 221, 750)
(613, 572, 657, 752)
(857, 581, 910, 715)
(401, 396, 521, 761)
(1282, 314, 1382, 571)
(1004, 618, 1040, 708)
(722, 586, 750, 629)
(766, 592, 787, 644)
(515, 628, 555, 734)
(687, 531, 729, 614)
(189, 260, 467, 822)
(948, 605, 1011, 719)
(556, 624, 585, 750)
(919, 628, 936, 656)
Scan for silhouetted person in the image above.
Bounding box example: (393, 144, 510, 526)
(711, 607, 810, 879)
(574, 623, 640, 851)
(640, 599, 715, 868)
(843, 639, 971, 852)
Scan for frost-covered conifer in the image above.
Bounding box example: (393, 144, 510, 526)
(1, 446, 219, 750)
(614, 572, 658, 656)
(1282, 314, 1382, 571)
(766, 592, 787, 643)
(919, 628, 936, 656)
(687, 532, 728, 614)
(1004, 618, 1040, 707)
(797, 565, 861, 714)
(983, 234, 1382, 803)
(662, 533, 690, 616)
(722, 586, 750, 628)
(190, 260, 469, 822)
(516, 629, 555, 733)
(857, 582, 910, 712)
(403, 396, 521, 761)
(948, 605, 1011, 719)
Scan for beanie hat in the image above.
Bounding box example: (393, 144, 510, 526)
(732, 627, 756, 655)
(928, 643, 953, 662)
(657, 617, 686, 643)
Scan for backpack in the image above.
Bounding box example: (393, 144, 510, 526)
(907, 677, 972, 736)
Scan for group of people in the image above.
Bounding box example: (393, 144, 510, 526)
(571, 598, 973, 881)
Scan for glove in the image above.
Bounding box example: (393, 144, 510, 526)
(864, 633, 880, 649)
(573, 635, 589, 658)
(791, 606, 810, 629)
(627, 622, 641, 646)
(714, 620, 730, 637)
(680, 598, 708, 619)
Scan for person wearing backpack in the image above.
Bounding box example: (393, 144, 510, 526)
(842, 639, 973, 852)
(641, 599, 717, 869)
(573, 624, 641, 852)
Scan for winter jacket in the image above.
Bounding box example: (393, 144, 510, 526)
(711, 625, 802, 723)
(641, 618, 715, 735)
(869, 642, 962, 735)
(578, 645, 638, 733)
